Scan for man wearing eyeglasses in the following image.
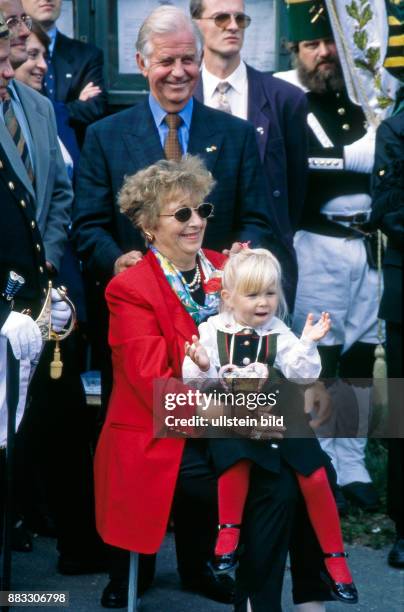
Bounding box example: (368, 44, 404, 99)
(0, 0, 71, 276)
(191, 0, 309, 311)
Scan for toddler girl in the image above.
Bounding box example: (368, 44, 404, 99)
(183, 248, 357, 604)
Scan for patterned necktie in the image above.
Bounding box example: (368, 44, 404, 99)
(215, 82, 232, 114)
(2, 89, 34, 182)
(164, 113, 182, 161)
(44, 55, 56, 100)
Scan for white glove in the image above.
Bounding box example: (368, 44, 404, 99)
(343, 129, 376, 174)
(50, 288, 72, 332)
(0, 311, 42, 360)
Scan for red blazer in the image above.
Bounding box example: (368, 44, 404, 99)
(94, 249, 226, 553)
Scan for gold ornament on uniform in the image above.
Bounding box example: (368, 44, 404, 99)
(309, 2, 325, 23)
(35, 282, 76, 379)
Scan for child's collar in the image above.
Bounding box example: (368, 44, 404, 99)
(212, 311, 284, 335)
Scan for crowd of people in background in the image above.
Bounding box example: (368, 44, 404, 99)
(0, 0, 402, 610)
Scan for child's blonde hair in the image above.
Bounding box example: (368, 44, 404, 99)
(221, 248, 288, 319)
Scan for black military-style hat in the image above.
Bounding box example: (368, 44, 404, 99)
(285, 0, 333, 42)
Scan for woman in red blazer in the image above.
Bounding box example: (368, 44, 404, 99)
(94, 156, 299, 611)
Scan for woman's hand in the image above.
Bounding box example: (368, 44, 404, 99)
(114, 250, 143, 275)
(185, 334, 210, 372)
(302, 312, 331, 342)
(79, 81, 102, 101)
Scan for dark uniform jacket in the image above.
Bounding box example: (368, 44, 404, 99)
(371, 112, 404, 324)
(0, 144, 48, 328)
(301, 88, 370, 234)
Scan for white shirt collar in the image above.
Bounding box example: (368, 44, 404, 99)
(209, 311, 288, 335)
(201, 60, 247, 100)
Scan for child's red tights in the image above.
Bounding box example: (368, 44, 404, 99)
(216, 463, 352, 584)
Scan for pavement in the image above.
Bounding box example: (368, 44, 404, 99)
(5, 533, 403, 611)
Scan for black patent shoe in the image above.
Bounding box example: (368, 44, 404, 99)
(209, 523, 241, 575)
(182, 567, 235, 604)
(321, 552, 358, 605)
(101, 580, 128, 609)
(12, 519, 32, 553)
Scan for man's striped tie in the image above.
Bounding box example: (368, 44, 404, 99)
(2, 88, 34, 182)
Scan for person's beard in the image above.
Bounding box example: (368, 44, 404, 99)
(295, 54, 345, 94)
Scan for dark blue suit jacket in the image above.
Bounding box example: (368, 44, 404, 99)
(195, 65, 308, 308)
(73, 98, 276, 284)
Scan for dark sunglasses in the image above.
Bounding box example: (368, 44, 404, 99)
(199, 12, 251, 29)
(160, 202, 214, 223)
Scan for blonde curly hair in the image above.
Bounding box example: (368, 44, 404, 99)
(118, 156, 215, 240)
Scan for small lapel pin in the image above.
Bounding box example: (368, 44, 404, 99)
(206, 145, 217, 153)
(256, 127, 264, 135)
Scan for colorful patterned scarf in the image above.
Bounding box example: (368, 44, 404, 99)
(150, 247, 221, 324)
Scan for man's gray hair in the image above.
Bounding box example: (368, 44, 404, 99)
(136, 5, 203, 64)
(189, 0, 205, 19)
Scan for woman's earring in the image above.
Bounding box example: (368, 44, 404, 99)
(145, 231, 154, 243)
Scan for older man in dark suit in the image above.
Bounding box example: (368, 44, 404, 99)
(191, 0, 308, 309)
(73, 4, 285, 609)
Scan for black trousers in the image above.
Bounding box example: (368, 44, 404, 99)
(235, 463, 298, 612)
(385, 322, 404, 536)
(18, 333, 103, 557)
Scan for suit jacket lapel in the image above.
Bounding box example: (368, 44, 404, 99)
(14, 81, 49, 212)
(246, 65, 270, 162)
(188, 99, 223, 174)
(0, 119, 34, 198)
(193, 77, 203, 103)
(122, 100, 165, 170)
(53, 32, 74, 101)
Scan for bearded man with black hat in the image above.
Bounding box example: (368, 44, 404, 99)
(275, 0, 380, 513)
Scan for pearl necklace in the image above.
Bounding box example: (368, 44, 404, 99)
(185, 264, 201, 293)
(179, 264, 201, 293)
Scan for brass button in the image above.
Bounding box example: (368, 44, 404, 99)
(337, 108, 346, 115)
(36, 244, 41, 252)
(43, 288, 47, 295)
(243, 329, 251, 335)
(31, 220, 35, 229)
(342, 123, 350, 131)
(8, 181, 15, 190)
(20, 199, 26, 208)
(378, 169, 385, 176)
(244, 340, 250, 346)
(243, 357, 251, 365)
(39, 266, 44, 273)
(0, 160, 3, 169)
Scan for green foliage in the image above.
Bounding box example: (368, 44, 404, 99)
(377, 96, 394, 109)
(354, 29, 368, 50)
(359, 5, 373, 28)
(366, 47, 380, 68)
(354, 58, 373, 73)
(346, 0, 361, 20)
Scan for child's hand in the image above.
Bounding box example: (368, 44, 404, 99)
(184, 335, 211, 372)
(302, 312, 331, 342)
